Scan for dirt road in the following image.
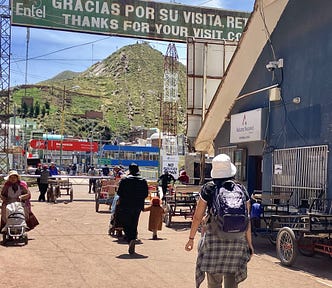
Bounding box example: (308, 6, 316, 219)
(0, 183, 331, 288)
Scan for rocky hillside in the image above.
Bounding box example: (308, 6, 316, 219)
(11, 42, 187, 142)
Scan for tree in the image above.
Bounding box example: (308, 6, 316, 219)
(29, 105, 34, 117)
(45, 101, 50, 111)
(21, 102, 28, 117)
(41, 106, 46, 117)
(34, 101, 40, 117)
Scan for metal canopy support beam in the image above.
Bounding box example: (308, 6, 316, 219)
(194, 0, 289, 153)
(0, 1, 11, 172)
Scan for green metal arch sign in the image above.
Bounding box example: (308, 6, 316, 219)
(11, 0, 250, 43)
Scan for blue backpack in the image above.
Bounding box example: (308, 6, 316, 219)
(210, 180, 249, 234)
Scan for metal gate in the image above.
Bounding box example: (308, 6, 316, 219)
(272, 145, 328, 210)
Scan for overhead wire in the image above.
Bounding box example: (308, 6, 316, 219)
(259, 0, 285, 153)
(258, 0, 306, 151)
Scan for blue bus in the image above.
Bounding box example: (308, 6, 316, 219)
(100, 145, 160, 168)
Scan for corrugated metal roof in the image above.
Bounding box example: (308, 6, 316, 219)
(194, 0, 289, 153)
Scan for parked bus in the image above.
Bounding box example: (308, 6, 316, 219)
(101, 145, 159, 168)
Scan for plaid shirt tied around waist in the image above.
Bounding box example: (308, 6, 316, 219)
(195, 231, 250, 288)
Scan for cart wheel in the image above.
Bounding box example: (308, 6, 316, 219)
(276, 227, 298, 266)
(46, 187, 51, 202)
(163, 204, 170, 225)
(49, 187, 56, 203)
(69, 188, 74, 202)
(95, 193, 100, 212)
(95, 200, 99, 212)
(164, 203, 173, 227)
(164, 211, 172, 228)
(2, 233, 7, 246)
(23, 234, 28, 245)
(55, 186, 61, 198)
(297, 236, 315, 257)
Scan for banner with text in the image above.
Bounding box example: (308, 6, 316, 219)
(30, 139, 99, 152)
(11, 0, 250, 42)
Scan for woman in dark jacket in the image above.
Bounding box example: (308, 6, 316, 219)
(117, 163, 148, 254)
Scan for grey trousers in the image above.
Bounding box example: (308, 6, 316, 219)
(207, 273, 238, 288)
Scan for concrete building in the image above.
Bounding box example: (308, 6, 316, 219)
(195, 0, 332, 206)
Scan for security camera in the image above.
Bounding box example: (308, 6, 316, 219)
(266, 62, 278, 71)
(266, 58, 284, 71)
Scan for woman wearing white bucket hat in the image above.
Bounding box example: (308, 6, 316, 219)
(185, 154, 254, 288)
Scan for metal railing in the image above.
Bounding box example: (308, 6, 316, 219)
(272, 145, 328, 210)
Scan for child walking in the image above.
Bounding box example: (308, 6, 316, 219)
(144, 197, 165, 240)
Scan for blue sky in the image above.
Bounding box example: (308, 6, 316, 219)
(10, 0, 255, 86)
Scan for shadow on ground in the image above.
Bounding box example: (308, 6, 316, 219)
(253, 235, 332, 282)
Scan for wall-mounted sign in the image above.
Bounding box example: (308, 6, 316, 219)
(162, 155, 179, 179)
(274, 164, 282, 175)
(230, 108, 266, 143)
(11, 0, 250, 43)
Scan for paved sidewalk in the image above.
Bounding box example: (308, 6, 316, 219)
(0, 184, 331, 288)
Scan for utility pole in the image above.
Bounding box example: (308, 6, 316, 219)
(159, 43, 179, 177)
(163, 43, 179, 136)
(59, 86, 66, 167)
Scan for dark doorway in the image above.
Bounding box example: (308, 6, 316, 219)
(194, 162, 212, 185)
(247, 156, 262, 195)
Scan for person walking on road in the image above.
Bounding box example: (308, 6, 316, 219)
(158, 170, 175, 200)
(88, 166, 98, 193)
(117, 163, 148, 254)
(185, 154, 254, 288)
(143, 196, 165, 240)
(38, 165, 50, 202)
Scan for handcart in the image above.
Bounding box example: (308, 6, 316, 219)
(252, 190, 294, 245)
(47, 179, 73, 203)
(95, 178, 118, 212)
(163, 184, 201, 228)
(274, 198, 332, 266)
(252, 190, 332, 266)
